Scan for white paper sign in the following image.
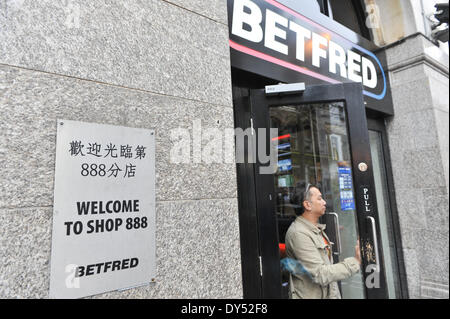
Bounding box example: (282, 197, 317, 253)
(49, 120, 156, 299)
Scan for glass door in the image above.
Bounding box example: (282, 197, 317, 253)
(250, 83, 388, 299)
(369, 130, 398, 298)
(270, 102, 364, 299)
(367, 120, 407, 299)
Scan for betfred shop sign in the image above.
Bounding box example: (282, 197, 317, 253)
(228, 0, 387, 102)
(49, 120, 156, 299)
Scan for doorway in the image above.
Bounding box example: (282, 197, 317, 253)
(235, 82, 392, 298)
(270, 101, 365, 299)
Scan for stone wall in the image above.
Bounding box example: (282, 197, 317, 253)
(385, 34, 449, 299)
(0, 0, 242, 298)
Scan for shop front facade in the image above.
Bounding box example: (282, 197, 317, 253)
(0, 0, 448, 299)
(229, 0, 449, 299)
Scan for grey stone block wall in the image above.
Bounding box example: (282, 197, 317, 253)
(0, 0, 242, 298)
(385, 34, 449, 299)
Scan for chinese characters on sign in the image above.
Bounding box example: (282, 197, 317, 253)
(69, 141, 146, 178)
(50, 120, 155, 299)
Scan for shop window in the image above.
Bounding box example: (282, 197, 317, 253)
(315, 0, 329, 15)
(289, 0, 327, 16)
(327, 0, 372, 40)
(281, 1, 373, 41)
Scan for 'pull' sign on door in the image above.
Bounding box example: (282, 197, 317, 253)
(50, 120, 156, 299)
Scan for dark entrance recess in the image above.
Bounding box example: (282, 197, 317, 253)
(233, 70, 393, 298)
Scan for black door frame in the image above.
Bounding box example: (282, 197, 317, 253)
(242, 82, 389, 299)
(232, 86, 263, 298)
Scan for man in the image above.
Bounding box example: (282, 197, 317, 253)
(285, 183, 361, 299)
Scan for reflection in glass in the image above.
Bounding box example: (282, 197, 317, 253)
(369, 130, 400, 298)
(271, 102, 365, 299)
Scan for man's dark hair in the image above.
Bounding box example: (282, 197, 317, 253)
(291, 181, 320, 216)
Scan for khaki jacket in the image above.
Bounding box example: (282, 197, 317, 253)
(285, 216, 360, 299)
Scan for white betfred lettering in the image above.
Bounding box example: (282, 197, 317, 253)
(264, 9, 288, 55)
(312, 32, 328, 68)
(362, 56, 377, 89)
(230, 1, 381, 91)
(347, 50, 362, 83)
(329, 40, 347, 78)
(289, 21, 311, 62)
(231, 0, 263, 43)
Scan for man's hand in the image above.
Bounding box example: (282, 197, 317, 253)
(355, 240, 362, 265)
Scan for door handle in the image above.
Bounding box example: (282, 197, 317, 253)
(327, 212, 342, 256)
(366, 216, 380, 272)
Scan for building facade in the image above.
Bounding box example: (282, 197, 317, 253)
(0, 0, 448, 299)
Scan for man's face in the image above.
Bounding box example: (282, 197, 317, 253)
(304, 187, 327, 216)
